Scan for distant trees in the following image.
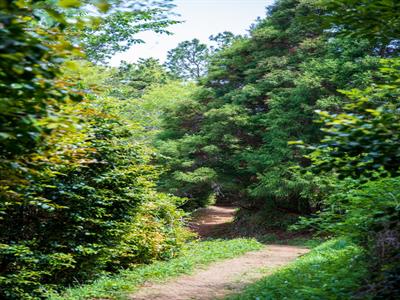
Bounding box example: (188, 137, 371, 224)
(164, 32, 237, 81)
(108, 58, 171, 99)
(209, 31, 237, 52)
(165, 39, 210, 80)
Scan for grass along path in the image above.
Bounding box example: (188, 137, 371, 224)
(128, 206, 310, 300)
(225, 239, 368, 300)
(48, 239, 264, 300)
(129, 245, 309, 300)
(49, 206, 312, 300)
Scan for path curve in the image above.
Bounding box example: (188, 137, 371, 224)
(129, 205, 309, 300)
(188, 205, 237, 238)
(129, 245, 309, 300)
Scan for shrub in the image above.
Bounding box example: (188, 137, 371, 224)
(296, 176, 400, 298)
(0, 97, 191, 299)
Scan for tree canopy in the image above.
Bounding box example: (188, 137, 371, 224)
(165, 38, 210, 80)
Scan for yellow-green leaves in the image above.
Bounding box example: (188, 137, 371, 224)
(58, 0, 81, 8)
(95, 0, 110, 13)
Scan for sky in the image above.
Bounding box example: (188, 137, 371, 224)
(109, 0, 274, 66)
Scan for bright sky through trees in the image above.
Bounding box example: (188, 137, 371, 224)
(109, 0, 272, 66)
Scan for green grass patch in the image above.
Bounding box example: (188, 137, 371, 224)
(48, 238, 263, 300)
(226, 239, 368, 300)
(257, 234, 325, 248)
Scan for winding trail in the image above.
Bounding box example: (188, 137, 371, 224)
(188, 205, 237, 238)
(129, 206, 309, 300)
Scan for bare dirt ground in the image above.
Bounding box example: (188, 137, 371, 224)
(129, 245, 308, 300)
(129, 206, 309, 300)
(188, 205, 237, 238)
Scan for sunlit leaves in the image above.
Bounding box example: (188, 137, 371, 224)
(78, 1, 178, 62)
(165, 39, 210, 80)
(314, 0, 400, 55)
(0, 1, 186, 298)
(58, 0, 81, 8)
(308, 58, 400, 179)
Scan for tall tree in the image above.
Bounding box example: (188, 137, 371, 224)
(78, 0, 178, 62)
(165, 38, 210, 80)
(157, 0, 380, 214)
(107, 58, 171, 99)
(318, 0, 400, 56)
(209, 31, 237, 52)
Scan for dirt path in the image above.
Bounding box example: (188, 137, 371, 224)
(188, 205, 237, 238)
(130, 245, 308, 300)
(129, 206, 309, 300)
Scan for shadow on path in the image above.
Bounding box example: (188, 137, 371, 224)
(130, 244, 309, 300)
(128, 205, 311, 300)
(188, 206, 237, 238)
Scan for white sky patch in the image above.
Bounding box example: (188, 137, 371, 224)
(109, 0, 273, 66)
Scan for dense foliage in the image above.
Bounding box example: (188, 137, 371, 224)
(305, 59, 400, 179)
(295, 0, 400, 297)
(0, 93, 190, 299)
(157, 0, 400, 297)
(165, 39, 210, 80)
(157, 0, 380, 214)
(0, 1, 191, 299)
(318, 0, 400, 55)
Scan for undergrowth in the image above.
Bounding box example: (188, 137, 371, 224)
(226, 239, 368, 300)
(48, 238, 263, 300)
(257, 234, 325, 248)
(233, 207, 302, 236)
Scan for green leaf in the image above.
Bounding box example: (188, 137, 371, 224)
(58, 0, 81, 8)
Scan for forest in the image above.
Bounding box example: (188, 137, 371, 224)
(0, 0, 399, 299)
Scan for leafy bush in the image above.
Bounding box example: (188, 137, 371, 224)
(306, 58, 400, 179)
(1, 2, 83, 298)
(0, 95, 192, 299)
(0, 1, 189, 296)
(0, 17, 190, 296)
(296, 176, 400, 298)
